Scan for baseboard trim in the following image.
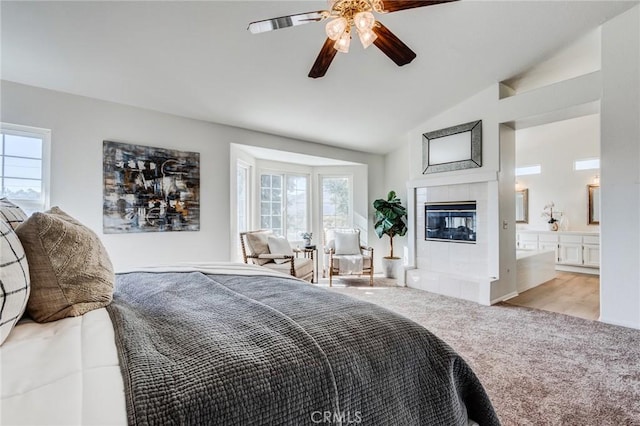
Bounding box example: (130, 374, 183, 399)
(599, 316, 640, 330)
(491, 291, 519, 305)
(555, 265, 600, 275)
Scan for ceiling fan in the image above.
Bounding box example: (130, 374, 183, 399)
(248, 0, 457, 79)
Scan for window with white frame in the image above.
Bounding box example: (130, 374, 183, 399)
(285, 175, 308, 241)
(260, 173, 309, 240)
(1, 124, 50, 213)
(321, 176, 351, 230)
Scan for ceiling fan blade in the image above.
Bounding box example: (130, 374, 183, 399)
(248, 11, 327, 34)
(381, 0, 458, 13)
(308, 38, 338, 79)
(372, 22, 416, 66)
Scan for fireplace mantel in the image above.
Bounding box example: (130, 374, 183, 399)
(407, 171, 497, 190)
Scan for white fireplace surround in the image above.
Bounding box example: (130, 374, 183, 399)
(405, 171, 504, 305)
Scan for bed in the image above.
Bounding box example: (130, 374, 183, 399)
(1, 262, 498, 425)
(1, 203, 499, 425)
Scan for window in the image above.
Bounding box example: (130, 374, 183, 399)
(285, 175, 308, 241)
(236, 162, 250, 233)
(1, 124, 50, 213)
(321, 176, 351, 229)
(574, 158, 600, 171)
(515, 164, 541, 176)
(260, 173, 308, 240)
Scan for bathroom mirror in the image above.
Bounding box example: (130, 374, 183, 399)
(588, 184, 600, 225)
(515, 189, 529, 224)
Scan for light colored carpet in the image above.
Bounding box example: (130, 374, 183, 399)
(319, 278, 640, 425)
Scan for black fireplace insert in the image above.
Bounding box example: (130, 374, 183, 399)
(425, 201, 476, 243)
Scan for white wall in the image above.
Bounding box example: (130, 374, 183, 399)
(383, 136, 412, 264)
(515, 114, 600, 232)
(1, 80, 385, 271)
(495, 124, 517, 302)
(502, 28, 601, 95)
(599, 6, 640, 329)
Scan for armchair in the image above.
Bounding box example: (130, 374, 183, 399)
(239, 230, 314, 282)
(323, 228, 374, 287)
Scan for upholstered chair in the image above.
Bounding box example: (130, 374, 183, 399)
(322, 228, 374, 286)
(240, 230, 314, 282)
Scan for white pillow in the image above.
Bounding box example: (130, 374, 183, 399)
(0, 198, 28, 230)
(334, 232, 361, 255)
(245, 231, 271, 266)
(0, 219, 30, 345)
(267, 236, 293, 264)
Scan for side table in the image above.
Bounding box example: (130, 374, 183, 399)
(294, 245, 318, 283)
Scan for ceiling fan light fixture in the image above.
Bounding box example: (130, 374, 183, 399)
(248, 0, 457, 78)
(325, 17, 348, 40)
(354, 11, 375, 32)
(357, 27, 377, 49)
(334, 29, 351, 53)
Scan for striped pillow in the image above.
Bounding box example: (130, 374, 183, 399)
(0, 218, 30, 345)
(0, 198, 28, 230)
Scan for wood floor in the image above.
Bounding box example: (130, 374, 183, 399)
(506, 271, 600, 321)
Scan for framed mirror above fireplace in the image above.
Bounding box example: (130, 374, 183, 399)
(422, 120, 482, 174)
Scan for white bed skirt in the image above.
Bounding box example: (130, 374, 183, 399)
(1, 308, 127, 425)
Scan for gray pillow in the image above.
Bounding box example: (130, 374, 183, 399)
(15, 207, 114, 323)
(0, 219, 30, 344)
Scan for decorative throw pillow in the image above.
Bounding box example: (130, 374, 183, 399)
(0, 198, 28, 230)
(15, 207, 114, 323)
(267, 236, 293, 264)
(0, 219, 30, 345)
(334, 231, 361, 255)
(245, 231, 272, 265)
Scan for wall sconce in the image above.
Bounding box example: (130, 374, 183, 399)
(592, 175, 600, 186)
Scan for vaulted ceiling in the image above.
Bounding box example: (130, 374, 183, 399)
(1, 1, 636, 154)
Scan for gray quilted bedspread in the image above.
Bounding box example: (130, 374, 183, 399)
(107, 272, 500, 426)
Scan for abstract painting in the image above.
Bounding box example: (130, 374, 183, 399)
(103, 141, 200, 233)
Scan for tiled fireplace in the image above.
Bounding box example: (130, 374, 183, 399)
(406, 178, 499, 305)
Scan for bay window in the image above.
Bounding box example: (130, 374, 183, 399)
(260, 173, 309, 241)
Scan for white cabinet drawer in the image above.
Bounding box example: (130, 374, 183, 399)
(539, 234, 559, 243)
(519, 234, 538, 243)
(519, 241, 538, 250)
(559, 234, 582, 244)
(583, 235, 600, 244)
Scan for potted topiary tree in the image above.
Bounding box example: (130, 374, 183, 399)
(373, 190, 408, 278)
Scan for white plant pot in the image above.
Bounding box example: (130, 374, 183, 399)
(381, 257, 402, 279)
